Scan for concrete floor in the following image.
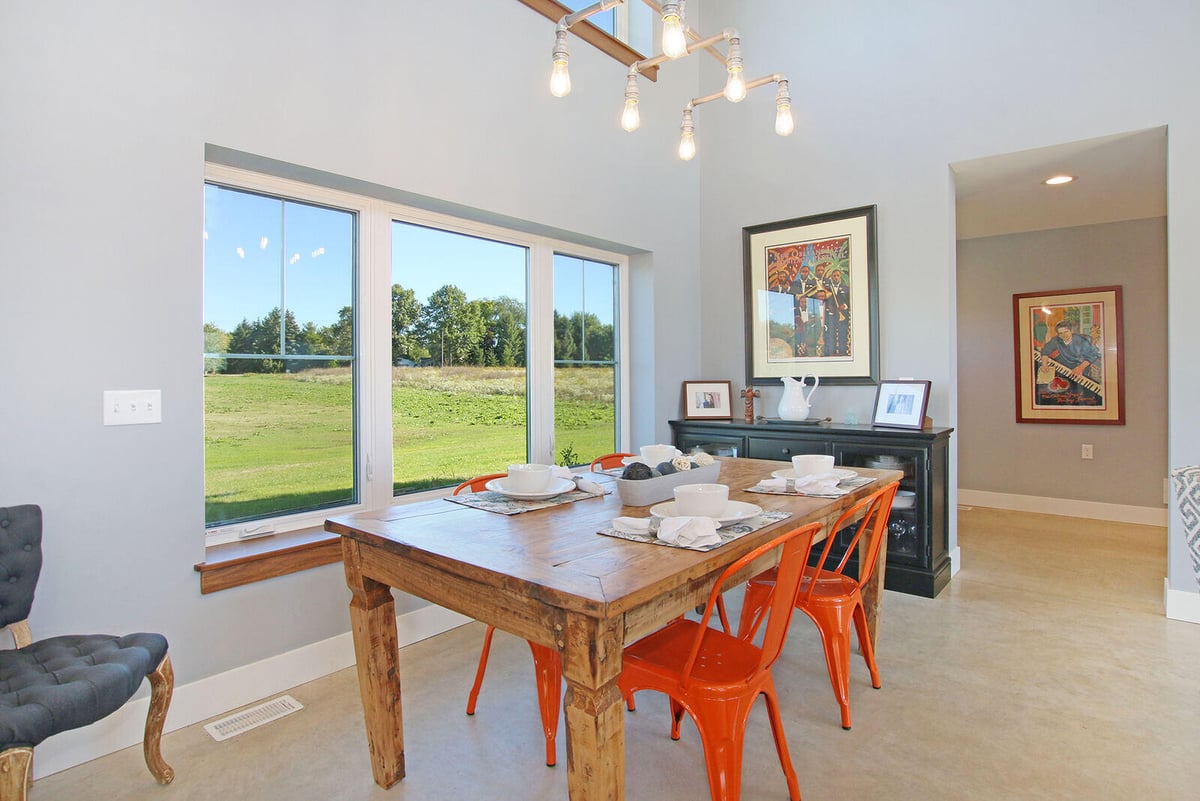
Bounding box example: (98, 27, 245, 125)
(35, 507, 1200, 800)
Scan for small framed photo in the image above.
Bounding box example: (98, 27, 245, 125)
(871, 380, 931, 430)
(682, 380, 734, 420)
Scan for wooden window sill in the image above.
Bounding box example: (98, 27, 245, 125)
(194, 527, 342, 594)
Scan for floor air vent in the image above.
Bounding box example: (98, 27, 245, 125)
(204, 694, 304, 741)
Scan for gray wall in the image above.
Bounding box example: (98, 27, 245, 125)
(956, 219, 1168, 507)
(0, 0, 707, 684)
(695, 0, 1200, 593)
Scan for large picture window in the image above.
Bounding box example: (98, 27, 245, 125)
(203, 184, 357, 530)
(203, 165, 627, 545)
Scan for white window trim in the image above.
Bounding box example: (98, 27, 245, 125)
(203, 164, 629, 547)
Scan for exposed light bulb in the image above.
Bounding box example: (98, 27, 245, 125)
(661, 2, 687, 58)
(724, 36, 745, 102)
(621, 71, 641, 132)
(678, 131, 696, 160)
(621, 99, 641, 132)
(725, 68, 746, 102)
(550, 29, 571, 97)
(678, 107, 696, 160)
(775, 103, 794, 136)
(775, 79, 794, 136)
(550, 60, 571, 97)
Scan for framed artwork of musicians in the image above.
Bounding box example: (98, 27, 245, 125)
(743, 205, 879, 385)
(1012, 286, 1125, 424)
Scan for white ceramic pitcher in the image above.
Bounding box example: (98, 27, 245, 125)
(778, 375, 819, 420)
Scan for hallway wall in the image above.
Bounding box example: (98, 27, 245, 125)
(956, 218, 1168, 509)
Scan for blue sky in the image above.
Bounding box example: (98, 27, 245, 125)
(204, 185, 613, 332)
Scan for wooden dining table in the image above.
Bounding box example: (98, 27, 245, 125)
(325, 456, 901, 801)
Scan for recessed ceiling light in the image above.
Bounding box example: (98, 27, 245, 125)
(1043, 175, 1076, 186)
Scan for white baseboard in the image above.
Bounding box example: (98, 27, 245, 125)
(957, 489, 1168, 526)
(1164, 578, 1200, 624)
(34, 604, 472, 780)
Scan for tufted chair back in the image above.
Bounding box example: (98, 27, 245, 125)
(0, 505, 42, 630)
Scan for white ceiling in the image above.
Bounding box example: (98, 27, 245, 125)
(952, 126, 1167, 240)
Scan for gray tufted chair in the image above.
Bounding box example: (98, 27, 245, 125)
(0, 505, 174, 799)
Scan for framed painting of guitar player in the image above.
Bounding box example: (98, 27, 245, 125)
(1012, 286, 1124, 425)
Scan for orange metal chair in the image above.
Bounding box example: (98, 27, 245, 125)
(454, 474, 563, 766)
(736, 482, 899, 730)
(451, 472, 507, 494)
(589, 452, 634, 471)
(619, 522, 822, 801)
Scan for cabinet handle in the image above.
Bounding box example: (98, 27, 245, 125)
(781, 447, 791, 455)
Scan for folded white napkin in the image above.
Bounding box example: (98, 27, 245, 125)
(550, 465, 603, 495)
(612, 516, 653, 535)
(656, 516, 721, 547)
(756, 473, 848, 496)
(573, 476, 603, 495)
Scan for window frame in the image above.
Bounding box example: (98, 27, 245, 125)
(514, 0, 659, 81)
(200, 163, 630, 558)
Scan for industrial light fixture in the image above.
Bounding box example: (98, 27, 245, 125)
(1043, 175, 1076, 185)
(546, 0, 795, 160)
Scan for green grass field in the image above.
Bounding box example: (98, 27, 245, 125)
(204, 366, 615, 524)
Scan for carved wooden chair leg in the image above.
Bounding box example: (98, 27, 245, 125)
(143, 655, 175, 785)
(0, 748, 33, 801)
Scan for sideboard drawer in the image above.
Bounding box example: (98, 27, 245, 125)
(745, 436, 830, 461)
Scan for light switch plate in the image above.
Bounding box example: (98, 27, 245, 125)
(103, 389, 162, 426)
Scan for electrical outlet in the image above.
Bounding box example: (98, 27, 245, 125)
(1081, 444, 1094, 460)
(103, 389, 162, 426)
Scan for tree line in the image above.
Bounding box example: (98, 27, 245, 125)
(204, 284, 614, 373)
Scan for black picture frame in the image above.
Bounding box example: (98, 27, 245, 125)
(743, 205, 879, 386)
(871, 380, 931, 430)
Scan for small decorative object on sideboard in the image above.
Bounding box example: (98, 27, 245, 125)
(777, 374, 818, 420)
(739, 386, 760, 423)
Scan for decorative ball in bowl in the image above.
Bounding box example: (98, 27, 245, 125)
(673, 483, 729, 518)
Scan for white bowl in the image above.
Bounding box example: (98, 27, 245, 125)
(506, 463, 553, 493)
(640, 444, 679, 466)
(791, 454, 834, 476)
(673, 483, 729, 518)
(893, 490, 916, 509)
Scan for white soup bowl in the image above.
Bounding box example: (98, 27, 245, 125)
(673, 483, 729, 518)
(507, 463, 553, 493)
(791, 454, 834, 476)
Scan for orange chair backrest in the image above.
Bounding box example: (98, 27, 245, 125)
(452, 473, 509, 495)
(680, 522, 822, 688)
(589, 453, 635, 471)
(803, 482, 898, 600)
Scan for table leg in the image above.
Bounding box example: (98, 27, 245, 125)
(858, 526, 887, 650)
(343, 539, 405, 788)
(562, 614, 625, 801)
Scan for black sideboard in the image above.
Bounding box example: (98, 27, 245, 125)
(669, 418, 953, 598)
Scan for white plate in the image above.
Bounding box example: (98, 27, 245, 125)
(771, 467, 857, 481)
(484, 476, 576, 500)
(622, 451, 682, 467)
(648, 500, 763, 526)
